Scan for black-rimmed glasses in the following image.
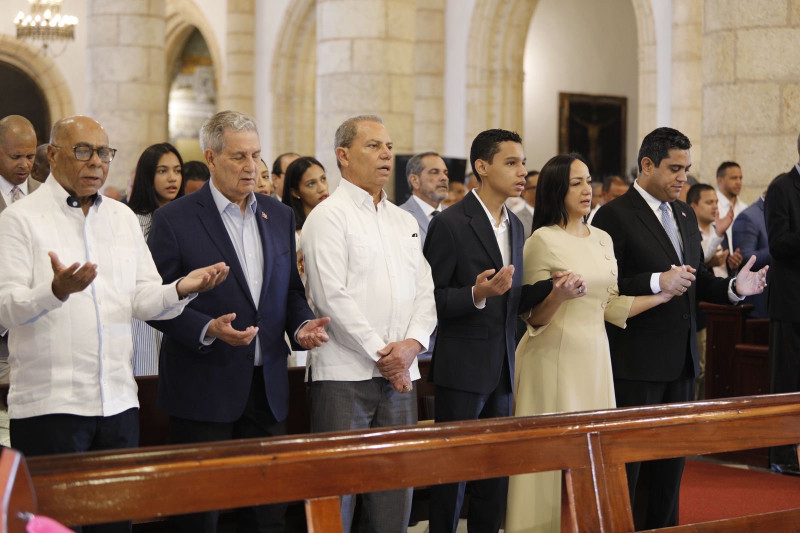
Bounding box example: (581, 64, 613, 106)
(52, 144, 117, 163)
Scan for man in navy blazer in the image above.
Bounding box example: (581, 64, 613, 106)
(732, 193, 770, 318)
(148, 111, 329, 533)
(423, 129, 553, 533)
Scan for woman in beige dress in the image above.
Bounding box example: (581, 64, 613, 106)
(505, 153, 672, 532)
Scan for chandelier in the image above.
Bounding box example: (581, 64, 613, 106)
(14, 0, 78, 45)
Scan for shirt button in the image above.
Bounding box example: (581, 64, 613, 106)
(247, 353, 255, 360)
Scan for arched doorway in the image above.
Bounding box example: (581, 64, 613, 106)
(0, 62, 50, 143)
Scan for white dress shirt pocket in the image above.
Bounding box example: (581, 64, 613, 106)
(111, 245, 137, 294)
(346, 233, 374, 276)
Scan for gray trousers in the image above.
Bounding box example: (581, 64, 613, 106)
(309, 376, 417, 533)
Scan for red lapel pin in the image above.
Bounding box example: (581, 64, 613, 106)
(261, 211, 268, 220)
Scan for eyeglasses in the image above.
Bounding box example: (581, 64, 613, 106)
(52, 144, 117, 163)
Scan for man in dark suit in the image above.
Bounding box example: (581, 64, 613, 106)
(423, 129, 554, 533)
(593, 127, 768, 529)
(733, 191, 770, 318)
(399, 151, 449, 243)
(148, 111, 329, 533)
(765, 135, 800, 475)
(0, 115, 41, 384)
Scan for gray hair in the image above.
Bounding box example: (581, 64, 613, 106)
(406, 151, 440, 188)
(200, 110, 258, 153)
(334, 115, 382, 169)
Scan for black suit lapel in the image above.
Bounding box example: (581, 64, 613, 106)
(255, 200, 274, 307)
(195, 186, 257, 309)
(628, 188, 683, 264)
(464, 193, 504, 271)
(671, 200, 696, 265)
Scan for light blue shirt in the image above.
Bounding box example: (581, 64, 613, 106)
(209, 179, 266, 366)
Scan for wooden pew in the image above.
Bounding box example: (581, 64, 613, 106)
(12, 392, 800, 532)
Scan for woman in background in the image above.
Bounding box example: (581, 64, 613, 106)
(127, 142, 185, 376)
(505, 153, 672, 532)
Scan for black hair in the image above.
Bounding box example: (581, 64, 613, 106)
(686, 183, 715, 205)
(469, 129, 522, 183)
(281, 156, 325, 230)
(128, 143, 185, 215)
(637, 127, 691, 173)
(272, 152, 300, 177)
(182, 160, 210, 182)
(716, 161, 740, 178)
(532, 152, 589, 232)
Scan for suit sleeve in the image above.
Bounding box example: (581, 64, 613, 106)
(146, 209, 216, 351)
(284, 213, 316, 347)
(517, 233, 553, 313)
(592, 205, 654, 296)
(766, 178, 800, 262)
(423, 215, 482, 320)
(732, 212, 770, 270)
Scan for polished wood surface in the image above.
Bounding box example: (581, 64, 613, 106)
(14, 393, 800, 531)
(0, 449, 36, 533)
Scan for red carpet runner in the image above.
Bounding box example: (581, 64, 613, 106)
(680, 460, 800, 524)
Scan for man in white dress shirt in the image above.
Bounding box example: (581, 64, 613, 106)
(0, 116, 227, 517)
(716, 161, 747, 250)
(302, 115, 438, 533)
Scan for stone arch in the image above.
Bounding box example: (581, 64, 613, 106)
(0, 35, 74, 126)
(270, 0, 317, 158)
(465, 0, 657, 151)
(165, 0, 223, 108)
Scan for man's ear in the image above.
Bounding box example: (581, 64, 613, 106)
(336, 146, 349, 169)
(409, 174, 420, 191)
(640, 157, 655, 175)
(205, 149, 215, 172)
(474, 159, 488, 181)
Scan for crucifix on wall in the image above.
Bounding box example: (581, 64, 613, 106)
(558, 93, 627, 178)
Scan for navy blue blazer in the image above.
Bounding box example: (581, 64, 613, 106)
(148, 183, 314, 423)
(732, 197, 770, 318)
(423, 192, 551, 394)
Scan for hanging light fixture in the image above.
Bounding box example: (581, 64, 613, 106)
(14, 0, 78, 51)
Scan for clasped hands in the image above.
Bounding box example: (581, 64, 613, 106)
(376, 338, 423, 394)
(49, 252, 229, 302)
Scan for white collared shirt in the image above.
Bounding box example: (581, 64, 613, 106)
(411, 194, 442, 220)
(716, 189, 747, 249)
(0, 175, 29, 206)
(0, 177, 193, 419)
(470, 189, 511, 308)
(302, 178, 437, 381)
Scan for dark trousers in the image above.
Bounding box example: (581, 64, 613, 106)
(614, 375, 693, 530)
(10, 408, 139, 533)
(168, 368, 287, 533)
(429, 362, 513, 533)
(769, 319, 800, 469)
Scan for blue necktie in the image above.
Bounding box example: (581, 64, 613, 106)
(659, 202, 683, 263)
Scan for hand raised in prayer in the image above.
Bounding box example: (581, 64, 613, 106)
(176, 262, 230, 298)
(49, 251, 97, 301)
(473, 265, 514, 302)
(296, 317, 331, 349)
(207, 313, 258, 347)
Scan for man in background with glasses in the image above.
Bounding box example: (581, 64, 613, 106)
(0, 115, 227, 533)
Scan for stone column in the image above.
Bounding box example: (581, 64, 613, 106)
(219, 0, 255, 116)
(413, 0, 444, 153)
(702, 0, 800, 200)
(671, 0, 703, 172)
(316, 0, 416, 194)
(86, 0, 167, 190)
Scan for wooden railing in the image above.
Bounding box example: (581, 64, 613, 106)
(4, 393, 800, 532)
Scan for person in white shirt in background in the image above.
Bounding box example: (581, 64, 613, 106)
(302, 115, 437, 533)
(716, 161, 748, 251)
(588, 175, 629, 224)
(0, 116, 228, 533)
(687, 183, 741, 277)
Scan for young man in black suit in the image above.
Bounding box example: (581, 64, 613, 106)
(765, 133, 800, 475)
(423, 129, 555, 533)
(592, 127, 768, 529)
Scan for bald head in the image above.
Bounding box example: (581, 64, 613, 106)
(0, 115, 37, 186)
(48, 116, 111, 209)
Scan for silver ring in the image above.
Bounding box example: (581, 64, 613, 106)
(403, 384, 411, 391)
(578, 286, 583, 293)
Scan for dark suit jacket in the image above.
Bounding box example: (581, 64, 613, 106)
(423, 192, 551, 394)
(399, 195, 433, 243)
(148, 183, 314, 423)
(732, 197, 770, 318)
(765, 166, 800, 322)
(592, 187, 731, 382)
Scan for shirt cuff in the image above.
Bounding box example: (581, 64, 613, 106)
(472, 286, 486, 309)
(293, 320, 310, 343)
(650, 273, 662, 294)
(405, 327, 431, 352)
(727, 277, 746, 304)
(200, 320, 215, 346)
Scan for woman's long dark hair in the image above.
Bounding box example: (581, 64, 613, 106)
(281, 156, 325, 230)
(531, 152, 589, 232)
(128, 143, 185, 215)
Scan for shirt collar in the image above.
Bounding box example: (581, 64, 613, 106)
(338, 177, 387, 210)
(412, 194, 440, 217)
(209, 177, 257, 215)
(44, 174, 103, 211)
(471, 189, 509, 228)
(633, 179, 668, 213)
(795, 162, 800, 176)
(0, 174, 28, 197)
